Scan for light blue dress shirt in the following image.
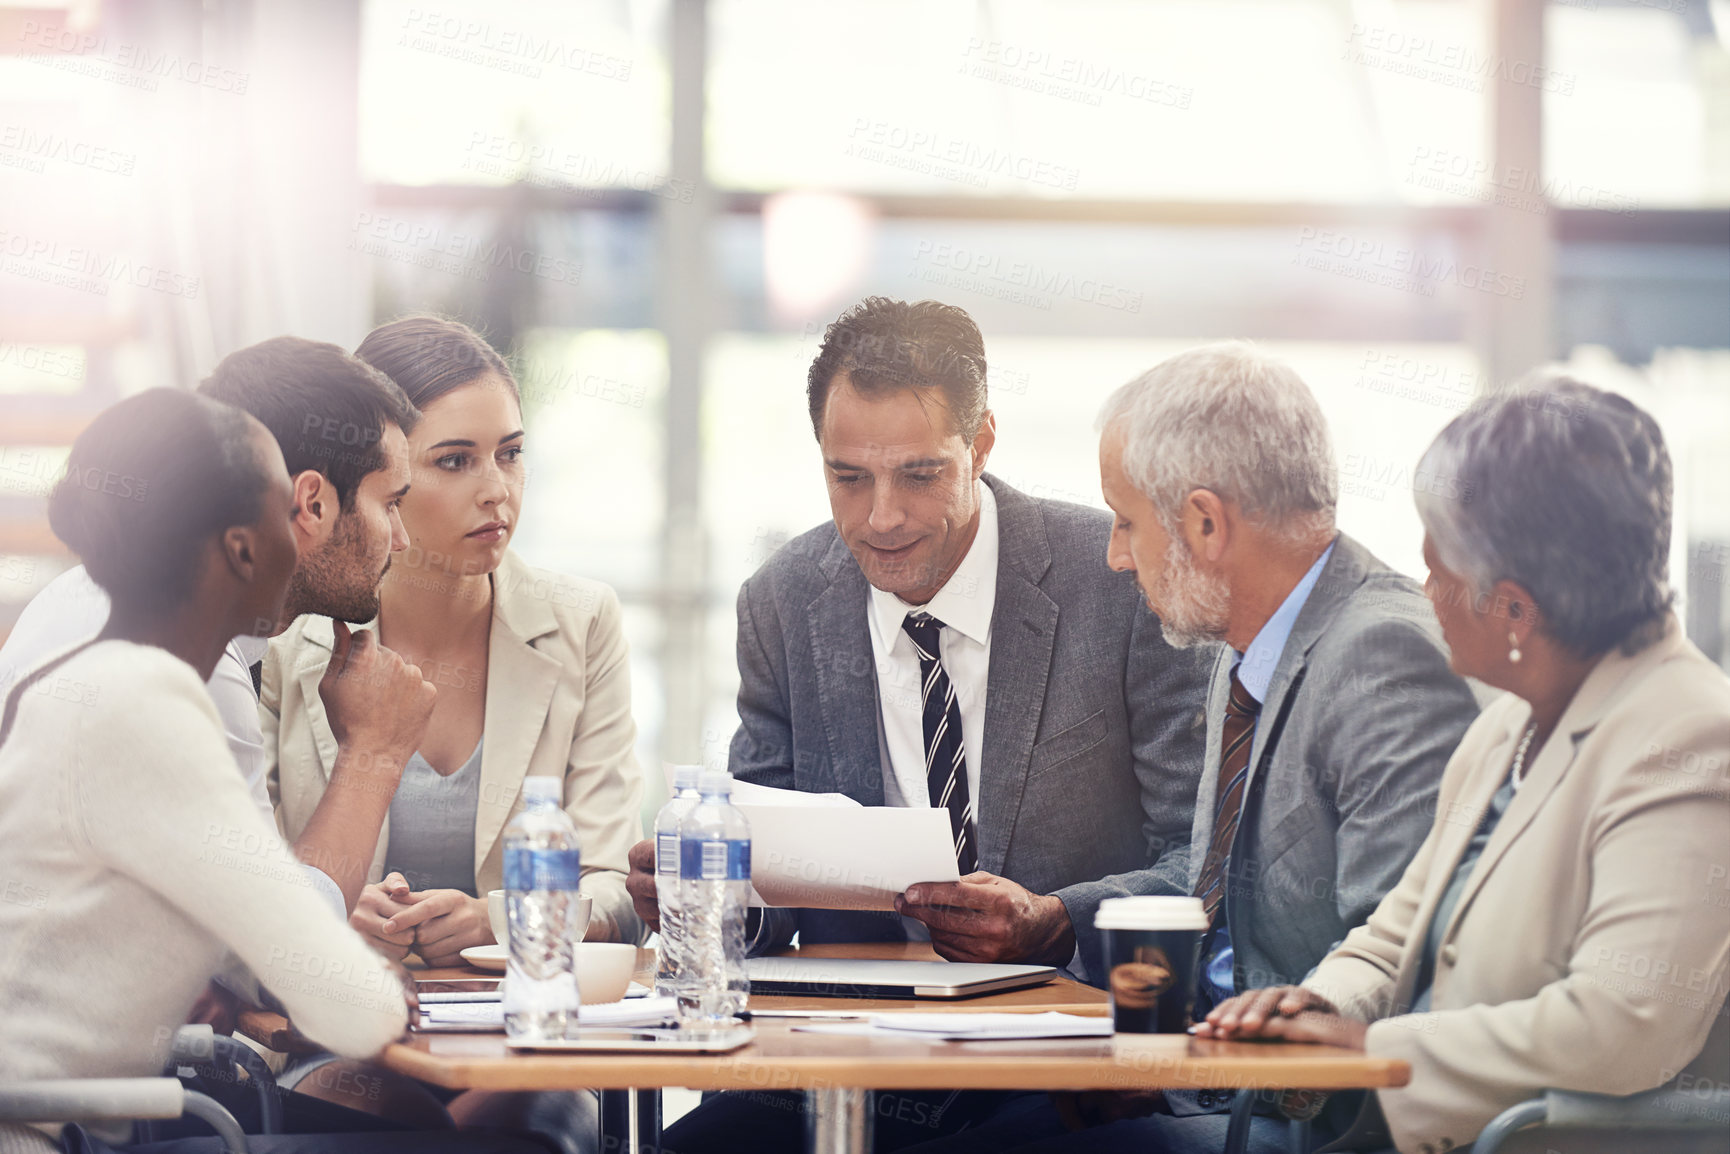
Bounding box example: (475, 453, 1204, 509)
(1200, 540, 1336, 1008)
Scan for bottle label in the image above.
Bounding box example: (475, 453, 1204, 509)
(504, 847, 582, 891)
(656, 832, 679, 876)
(680, 838, 750, 881)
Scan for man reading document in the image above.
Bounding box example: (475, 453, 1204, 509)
(628, 298, 1212, 1152)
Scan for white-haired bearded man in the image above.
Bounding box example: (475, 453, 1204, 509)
(908, 342, 1482, 1154)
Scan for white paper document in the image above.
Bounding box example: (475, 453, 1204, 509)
(728, 778, 861, 810)
(740, 801, 962, 910)
(794, 1012, 1112, 1041)
(663, 769, 860, 810)
(420, 995, 678, 1032)
(658, 776, 961, 910)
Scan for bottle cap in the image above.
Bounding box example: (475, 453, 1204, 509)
(698, 768, 733, 797)
(1094, 896, 1208, 931)
(521, 776, 562, 804)
(671, 764, 702, 791)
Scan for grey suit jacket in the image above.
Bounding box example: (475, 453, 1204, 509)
(1189, 533, 1481, 993)
(1165, 533, 1480, 1122)
(729, 474, 1213, 978)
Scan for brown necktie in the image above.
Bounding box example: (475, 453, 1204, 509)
(1193, 666, 1261, 928)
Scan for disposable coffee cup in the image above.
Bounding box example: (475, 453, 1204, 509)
(1096, 896, 1208, 1034)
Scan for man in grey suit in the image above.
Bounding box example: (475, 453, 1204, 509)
(912, 343, 1481, 1154)
(630, 298, 1212, 1152)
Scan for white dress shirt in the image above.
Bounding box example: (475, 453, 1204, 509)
(838, 485, 1083, 976)
(866, 482, 998, 818)
(0, 565, 342, 915)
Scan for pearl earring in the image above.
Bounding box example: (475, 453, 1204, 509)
(1508, 630, 1522, 664)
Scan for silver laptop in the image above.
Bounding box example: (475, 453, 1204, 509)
(746, 957, 1057, 1000)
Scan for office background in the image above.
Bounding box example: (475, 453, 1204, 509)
(1, 0, 1726, 827)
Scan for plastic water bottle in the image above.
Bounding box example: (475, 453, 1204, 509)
(502, 776, 583, 1041)
(654, 765, 704, 998)
(676, 768, 752, 1025)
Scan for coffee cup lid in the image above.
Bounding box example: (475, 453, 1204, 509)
(1094, 896, 1208, 931)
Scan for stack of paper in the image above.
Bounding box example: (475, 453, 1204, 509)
(581, 995, 678, 1026)
(793, 1012, 1112, 1041)
(420, 996, 678, 1032)
(419, 1002, 506, 1030)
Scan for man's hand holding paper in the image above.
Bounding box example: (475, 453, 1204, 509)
(628, 778, 964, 920)
(895, 873, 1077, 966)
(741, 803, 960, 910)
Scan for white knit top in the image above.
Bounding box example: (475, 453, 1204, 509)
(0, 640, 405, 1135)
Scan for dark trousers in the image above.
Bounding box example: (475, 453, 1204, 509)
(64, 1131, 551, 1154)
(661, 1089, 1022, 1154)
(66, 1072, 559, 1154)
(137, 1070, 410, 1139)
(894, 1092, 1292, 1154)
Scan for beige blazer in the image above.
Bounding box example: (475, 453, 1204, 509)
(262, 550, 646, 944)
(1305, 616, 1730, 1154)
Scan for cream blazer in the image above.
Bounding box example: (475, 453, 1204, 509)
(262, 550, 646, 944)
(1304, 617, 1730, 1154)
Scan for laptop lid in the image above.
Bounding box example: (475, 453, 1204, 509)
(746, 957, 1057, 1000)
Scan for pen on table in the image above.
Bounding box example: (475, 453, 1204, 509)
(739, 1010, 869, 1021)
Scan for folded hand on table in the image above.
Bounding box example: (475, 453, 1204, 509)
(382, 884, 494, 968)
(351, 872, 418, 961)
(1192, 985, 1368, 1049)
(894, 872, 1077, 966)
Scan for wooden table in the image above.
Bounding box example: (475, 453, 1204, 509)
(235, 942, 1110, 1053)
(241, 943, 1410, 1154)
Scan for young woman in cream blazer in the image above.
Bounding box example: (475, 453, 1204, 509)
(264, 317, 646, 970)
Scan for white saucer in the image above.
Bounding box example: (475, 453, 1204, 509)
(460, 944, 509, 972)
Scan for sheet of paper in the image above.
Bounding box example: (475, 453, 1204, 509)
(580, 995, 678, 1026)
(420, 1002, 505, 1030)
(656, 772, 950, 909)
(659, 766, 862, 810)
(728, 778, 861, 810)
(420, 995, 679, 1033)
(739, 804, 961, 910)
(794, 1012, 1112, 1041)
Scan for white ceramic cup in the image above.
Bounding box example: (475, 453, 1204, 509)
(486, 889, 592, 946)
(575, 942, 638, 1004)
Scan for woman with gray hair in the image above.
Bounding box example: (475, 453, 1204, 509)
(1195, 378, 1730, 1154)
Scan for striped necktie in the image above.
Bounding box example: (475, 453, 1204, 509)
(901, 611, 978, 875)
(1193, 666, 1261, 928)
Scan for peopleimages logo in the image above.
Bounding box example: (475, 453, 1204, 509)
(1343, 24, 1575, 94)
(461, 132, 695, 204)
(0, 342, 84, 379)
(0, 230, 201, 298)
(16, 19, 250, 94)
(346, 212, 582, 286)
(1406, 147, 1639, 216)
(957, 38, 1193, 110)
(0, 124, 136, 176)
(909, 240, 1142, 313)
(1292, 227, 1525, 300)
(846, 120, 1081, 192)
(396, 10, 632, 82)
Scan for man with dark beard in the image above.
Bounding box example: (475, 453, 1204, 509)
(0, 336, 435, 920)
